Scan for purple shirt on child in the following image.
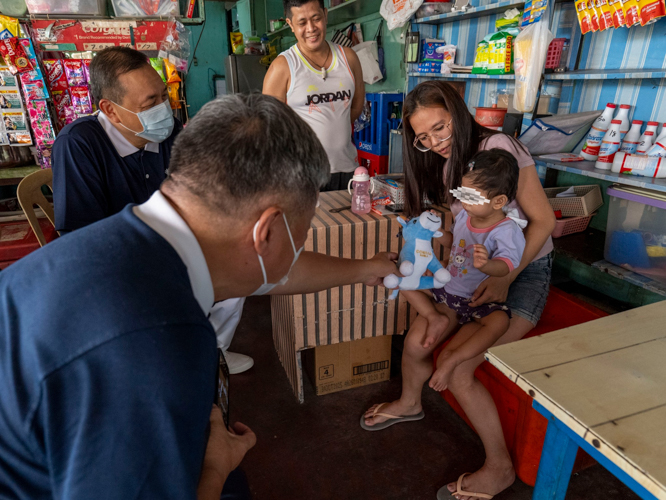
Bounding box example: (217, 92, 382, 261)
(445, 210, 526, 299)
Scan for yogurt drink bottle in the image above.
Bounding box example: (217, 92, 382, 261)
(615, 104, 631, 139)
(595, 119, 623, 170)
(619, 120, 643, 154)
(636, 121, 659, 154)
(581, 103, 616, 160)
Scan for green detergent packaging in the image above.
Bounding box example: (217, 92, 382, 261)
(487, 28, 519, 75)
(472, 40, 489, 74)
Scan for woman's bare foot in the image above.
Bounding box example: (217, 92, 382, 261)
(422, 313, 450, 348)
(363, 399, 422, 427)
(446, 461, 515, 500)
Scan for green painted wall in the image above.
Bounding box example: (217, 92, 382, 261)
(185, 1, 230, 116)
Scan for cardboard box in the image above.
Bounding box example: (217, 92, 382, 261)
(497, 93, 552, 114)
(271, 191, 452, 402)
(304, 335, 392, 396)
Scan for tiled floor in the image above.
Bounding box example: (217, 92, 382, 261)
(229, 294, 639, 500)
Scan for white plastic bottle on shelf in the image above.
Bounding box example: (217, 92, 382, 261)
(646, 125, 666, 157)
(615, 104, 631, 139)
(612, 152, 666, 178)
(619, 120, 643, 154)
(636, 121, 660, 154)
(581, 103, 616, 161)
(595, 119, 623, 170)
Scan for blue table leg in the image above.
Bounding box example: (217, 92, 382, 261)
(532, 414, 579, 500)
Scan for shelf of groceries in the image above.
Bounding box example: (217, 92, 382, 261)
(414, 0, 526, 24)
(544, 68, 666, 80)
(407, 72, 514, 79)
(535, 157, 666, 194)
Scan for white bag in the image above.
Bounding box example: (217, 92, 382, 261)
(353, 41, 383, 84)
(380, 0, 424, 30)
(513, 20, 554, 113)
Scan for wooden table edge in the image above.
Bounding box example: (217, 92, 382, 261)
(484, 351, 666, 499)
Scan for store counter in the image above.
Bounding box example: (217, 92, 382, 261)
(271, 190, 451, 402)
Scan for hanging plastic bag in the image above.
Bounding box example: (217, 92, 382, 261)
(512, 20, 553, 113)
(158, 18, 191, 73)
(354, 100, 372, 133)
(380, 0, 424, 30)
(353, 41, 383, 84)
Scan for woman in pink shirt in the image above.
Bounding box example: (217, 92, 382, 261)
(362, 81, 556, 500)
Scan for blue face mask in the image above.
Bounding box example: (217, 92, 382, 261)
(252, 213, 304, 296)
(112, 99, 174, 143)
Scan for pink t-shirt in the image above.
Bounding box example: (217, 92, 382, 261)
(448, 134, 554, 263)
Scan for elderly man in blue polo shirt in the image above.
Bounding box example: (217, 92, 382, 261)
(52, 46, 253, 375)
(0, 94, 398, 499)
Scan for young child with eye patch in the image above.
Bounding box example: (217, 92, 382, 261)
(402, 148, 526, 392)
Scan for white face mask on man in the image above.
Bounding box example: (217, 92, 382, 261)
(251, 213, 304, 296)
(112, 99, 175, 143)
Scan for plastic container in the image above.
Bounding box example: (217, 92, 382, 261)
(595, 119, 623, 170)
(544, 184, 603, 216)
(545, 38, 567, 70)
(615, 104, 631, 139)
(111, 0, 179, 17)
(26, 0, 106, 14)
(637, 121, 660, 154)
(605, 185, 666, 283)
(646, 125, 666, 157)
(436, 286, 605, 486)
(354, 92, 404, 157)
(619, 120, 643, 154)
(474, 106, 508, 131)
(612, 152, 666, 178)
(347, 167, 374, 214)
(551, 214, 594, 238)
(581, 103, 616, 161)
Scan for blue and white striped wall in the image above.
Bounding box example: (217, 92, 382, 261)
(409, 1, 666, 124)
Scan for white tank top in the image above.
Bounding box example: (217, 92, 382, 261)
(281, 42, 358, 174)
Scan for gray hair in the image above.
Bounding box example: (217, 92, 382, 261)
(166, 94, 330, 214)
(89, 47, 151, 107)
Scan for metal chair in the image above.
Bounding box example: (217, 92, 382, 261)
(17, 168, 57, 247)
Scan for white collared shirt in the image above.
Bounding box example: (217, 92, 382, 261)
(133, 191, 214, 315)
(97, 111, 160, 157)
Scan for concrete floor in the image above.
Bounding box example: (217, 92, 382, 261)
(229, 294, 639, 500)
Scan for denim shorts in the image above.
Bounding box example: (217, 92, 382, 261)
(505, 252, 553, 326)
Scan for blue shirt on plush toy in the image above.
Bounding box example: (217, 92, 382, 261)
(384, 210, 452, 299)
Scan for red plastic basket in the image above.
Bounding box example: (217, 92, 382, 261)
(551, 214, 593, 238)
(545, 38, 566, 69)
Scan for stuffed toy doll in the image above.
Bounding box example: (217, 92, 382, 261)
(384, 210, 451, 299)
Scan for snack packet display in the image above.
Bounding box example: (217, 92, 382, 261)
(622, 0, 641, 25)
(83, 59, 91, 83)
(150, 58, 166, 82)
(587, 0, 601, 29)
(21, 80, 47, 100)
(158, 19, 191, 73)
(70, 86, 93, 114)
(230, 32, 244, 55)
(27, 100, 55, 146)
(472, 40, 489, 74)
(637, 0, 666, 24)
(52, 90, 72, 128)
(0, 38, 33, 75)
(167, 82, 181, 109)
(163, 58, 181, 83)
(0, 16, 19, 38)
(608, 0, 626, 26)
(596, 0, 615, 29)
(64, 60, 86, 86)
(36, 144, 52, 169)
(575, 0, 594, 32)
(42, 59, 69, 92)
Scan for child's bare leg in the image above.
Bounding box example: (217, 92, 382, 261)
(429, 311, 510, 392)
(401, 290, 451, 348)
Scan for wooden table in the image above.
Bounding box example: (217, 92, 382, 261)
(271, 191, 451, 402)
(486, 301, 666, 500)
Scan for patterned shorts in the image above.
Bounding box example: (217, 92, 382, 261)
(431, 289, 511, 325)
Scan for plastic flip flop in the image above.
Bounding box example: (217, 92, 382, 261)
(359, 402, 425, 431)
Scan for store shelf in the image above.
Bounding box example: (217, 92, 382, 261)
(535, 157, 666, 194)
(0, 165, 40, 187)
(544, 68, 666, 81)
(408, 72, 514, 79)
(592, 260, 666, 297)
(414, 0, 525, 24)
(268, 25, 293, 40)
(552, 227, 666, 298)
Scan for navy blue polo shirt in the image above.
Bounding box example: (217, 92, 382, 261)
(52, 113, 182, 232)
(0, 207, 217, 499)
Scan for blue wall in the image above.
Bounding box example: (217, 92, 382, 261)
(185, 1, 230, 116)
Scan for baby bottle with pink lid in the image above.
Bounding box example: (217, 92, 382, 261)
(348, 167, 374, 214)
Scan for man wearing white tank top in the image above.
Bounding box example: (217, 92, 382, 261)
(263, 0, 365, 191)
